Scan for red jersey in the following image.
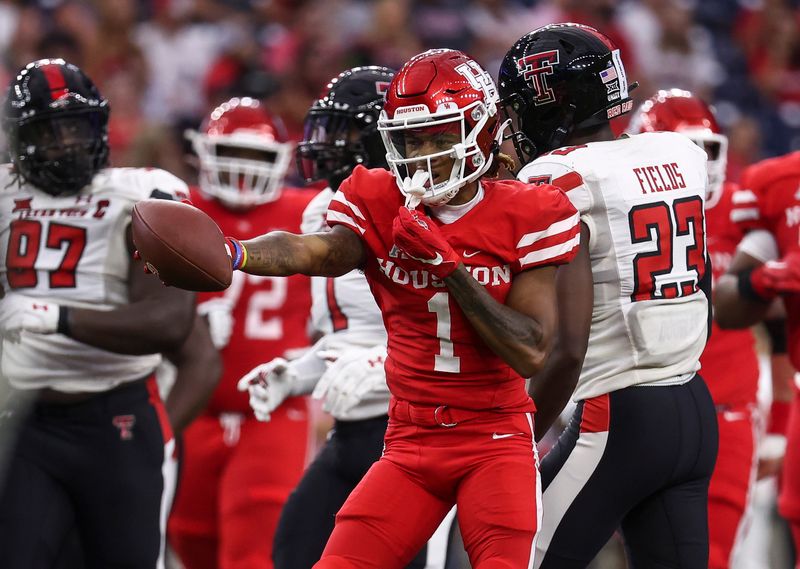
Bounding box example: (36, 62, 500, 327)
(733, 151, 800, 369)
(700, 182, 759, 406)
(327, 166, 580, 412)
(191, 187, 316, 415)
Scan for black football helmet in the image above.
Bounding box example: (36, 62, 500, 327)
(498, 23, 635, 163)
(297, 66, 394, 191)
(3, 59, 109, 195)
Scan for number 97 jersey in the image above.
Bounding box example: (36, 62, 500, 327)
(517, 131, 710, 401)
(0, 166, 190, 391)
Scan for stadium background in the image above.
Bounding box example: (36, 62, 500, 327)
(0, 0, 798, 183)
(0, 0, 799, 568)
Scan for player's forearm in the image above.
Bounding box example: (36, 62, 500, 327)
(65, 297, 195, 354)
(239, 232, 314, 276)
(165, 316, 221, 436)
(528, 350, 583, 440)
(445, 267, 547, 377)
(714, 274, 771, 328)
(240, 230, 363, 277)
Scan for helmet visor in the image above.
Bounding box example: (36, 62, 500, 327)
(18, 112, 100, 158)
(297, 110, 355, 183)
(14, 110, 106, 194)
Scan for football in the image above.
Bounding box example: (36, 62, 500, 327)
(131, 199, 233, 292)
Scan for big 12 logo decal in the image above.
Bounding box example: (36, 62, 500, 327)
(516, 50, 559, 106)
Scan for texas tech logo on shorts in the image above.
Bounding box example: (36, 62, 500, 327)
(516, 50, 559, 106)
(113, 415, 136, 440)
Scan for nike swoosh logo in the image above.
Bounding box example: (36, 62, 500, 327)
(722, 411, 748, 422)
(463, 250, 480, 258)
(492, 432, 525, 440)
(411, 252, 444, 265)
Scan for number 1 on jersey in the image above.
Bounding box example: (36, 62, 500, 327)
(427, 292, 461, 373)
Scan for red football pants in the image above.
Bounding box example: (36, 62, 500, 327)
(315, 404, 540, 569)
(168, 399, 310, 569)
(707, 405, 757, 569)
(779, 381, 800, 565)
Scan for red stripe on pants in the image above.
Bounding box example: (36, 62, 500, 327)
(146, 377, 174, 444)
(580, 394, 610, 433)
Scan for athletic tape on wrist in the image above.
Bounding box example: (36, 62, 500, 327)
(737, 268, 773, 303)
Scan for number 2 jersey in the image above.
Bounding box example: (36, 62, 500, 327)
(517, 132, 710, 401)
(190, 187, 315, 416)
(327, 165, 580, 412)
(0, 166, 189, 392)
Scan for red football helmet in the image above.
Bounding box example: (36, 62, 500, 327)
(628, 89, 727, 208)
(188, 97, 293, 207)
(378, 49, 506, 206)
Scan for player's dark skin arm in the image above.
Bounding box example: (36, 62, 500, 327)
(163, 314, 222, 437)
(526, 224, 593, 440)
(444, 259, 559, 379)
(64, 226, 195, 354)
(714, 250, 771, 329)
(241, 226, 365, 277)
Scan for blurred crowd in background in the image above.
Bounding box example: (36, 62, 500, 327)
(1, 0, 799, 187)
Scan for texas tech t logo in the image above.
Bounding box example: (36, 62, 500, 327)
(516, 50, 559, 106)
(113, 415, 136, 440)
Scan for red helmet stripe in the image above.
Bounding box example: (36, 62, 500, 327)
(583, 27, 616, 51)
(41, 64, 68, 101)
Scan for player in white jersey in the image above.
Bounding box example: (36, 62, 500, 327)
(499, 24, 718, 568)
(237, 67, 465, 569)
(0, 59, 200, 569)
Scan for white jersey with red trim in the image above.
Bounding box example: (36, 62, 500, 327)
(301, 188, 385, 346)
(300, 187, 388, 421)
(0, 166, 189, 392)
(517, 132, 709, 401)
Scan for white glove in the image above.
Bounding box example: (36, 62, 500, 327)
(197, 297, 234, 349)
(402, 170, 429, 209)
(313, 345, 388, 418)
(0, 294, 60, 342)
(236, 358, 296, 422)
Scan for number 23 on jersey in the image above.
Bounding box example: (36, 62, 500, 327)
(628, 196, 706, 302)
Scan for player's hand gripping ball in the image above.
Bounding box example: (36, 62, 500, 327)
(132, 199, 232, 291)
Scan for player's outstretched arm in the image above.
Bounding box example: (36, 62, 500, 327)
(236, 226, 365, 277)
(164, 314, 222, 437)
(526, 223, 593, 440)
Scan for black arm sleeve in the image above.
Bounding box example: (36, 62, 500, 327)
(764, 318, 788, 354)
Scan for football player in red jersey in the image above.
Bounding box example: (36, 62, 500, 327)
(221, 49, 580, 568)
(0, 59, 199, 569)
(501, 24, 718, 569)
(715, 150, 800, 569)
(167, 98, 316, 569)
(628, 89, 761, 569)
